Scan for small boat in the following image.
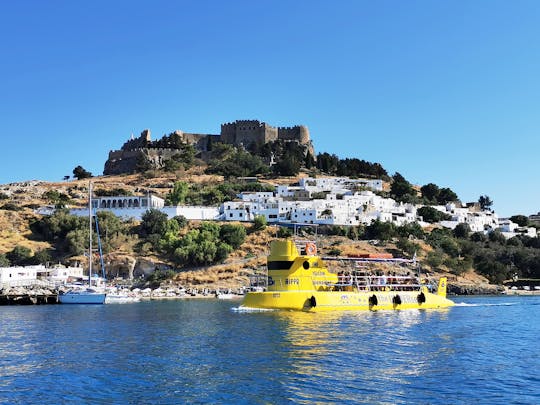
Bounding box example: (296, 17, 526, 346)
(104, 287, 140, 304)
(59, 182, 106, 305)
(242, 239, 455, 311)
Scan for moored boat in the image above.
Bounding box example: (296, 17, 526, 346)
(242, 239, 454, 311)
(59, 182, 107, 305)
(59, 288, 106, 304)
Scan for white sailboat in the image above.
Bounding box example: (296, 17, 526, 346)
(59, 182, 106, 304)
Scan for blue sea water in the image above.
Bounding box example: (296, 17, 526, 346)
(1, 296, 539, 404)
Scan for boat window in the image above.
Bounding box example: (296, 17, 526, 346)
(268, 261, 294, 270)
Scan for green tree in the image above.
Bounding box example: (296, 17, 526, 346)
(166, 182, 189, 205)
(7, 246, 33, 265)
(453, 223, 471, 239)
(219, 224, 246, 249)
(478, 195, 493, 211)
(316, 152, 339, 174)
(139, 209, 169, 250)
(30, 249, 52, 265)
(0, 254, 10, 266)
(43, 190, 71, 208)
(426, 249, 444, 269)
(417, 206, 451, 223)
(510, 215, 529, 227)
(277, 227, 292, 238)
(390, 172, 414, 201)
(396, 222, 425, 239)
(274, 155, 301, 176)
(396, 237, 420, 257)
(66, 228, 89, 255)
(252, 215, 267, 231)
(437, 187, 459, 204)
(366, 220, 396, 241)
(73, 165, 92, 180)
(488, 230, 506, 244)
(420, 183, 440, 203)
(206, 150, 269, 178)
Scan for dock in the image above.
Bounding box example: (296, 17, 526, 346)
(0, 293, 59, 305)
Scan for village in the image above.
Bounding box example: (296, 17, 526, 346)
(67, 175, 537, 237)
(2, 174, 538, 296)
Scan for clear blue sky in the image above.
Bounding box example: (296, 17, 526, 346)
(1, 0, 539, 217)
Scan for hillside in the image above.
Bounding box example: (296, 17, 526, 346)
(0, 169, 503, 294)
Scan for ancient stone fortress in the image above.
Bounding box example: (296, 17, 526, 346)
(104, 120, 314, 175)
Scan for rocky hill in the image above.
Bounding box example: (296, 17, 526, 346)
(0, 169, 501, 293)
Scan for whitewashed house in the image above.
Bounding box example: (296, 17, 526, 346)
(0, 266, 38, 287)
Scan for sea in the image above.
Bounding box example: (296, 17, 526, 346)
(1, 295, 539, 404)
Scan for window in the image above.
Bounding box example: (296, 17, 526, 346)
(240, 213, 243, 217)
(230, 213, 233, 218)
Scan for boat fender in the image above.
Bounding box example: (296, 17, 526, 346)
(303, 261, 310, 269)
(310, 296, 317, 307)
(369, 294, 378, 306)
(417, 292, 426, 304)
(392, 295, 402, 305)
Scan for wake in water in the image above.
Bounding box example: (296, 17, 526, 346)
(454, 302, 518, 307)
(232, 305, 276, 312)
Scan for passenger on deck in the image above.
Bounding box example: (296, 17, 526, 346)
(337, 271, 344, 291)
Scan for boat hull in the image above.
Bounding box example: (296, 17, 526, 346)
(59, 292, 106, 304)
(242, 290, 454, 311)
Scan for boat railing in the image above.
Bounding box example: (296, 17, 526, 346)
(332, 274, 424, 292)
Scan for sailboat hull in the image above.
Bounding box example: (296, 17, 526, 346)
(59, 292, 106, 304)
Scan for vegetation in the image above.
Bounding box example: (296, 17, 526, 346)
(6, 246, 33, 266)
(510, 215, 529, 227)
(478, 195, 493, 211)
(206, 147, 269, 178)
(73, 165, 92, 180)
(420, 183, 459, 205)
(0, 254, 10, 267)
(417, 206, 452, 223)
(43, 190, 71, 208)
(252, 215, 267, 231)
(1, 203, 22, 211)
(165, 180, 274, 206)
(315, 153, 387, 178)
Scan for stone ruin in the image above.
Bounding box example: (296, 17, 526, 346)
(103, 120, 315, 175)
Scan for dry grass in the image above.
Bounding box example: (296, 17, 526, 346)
(0, 210, 51, 255)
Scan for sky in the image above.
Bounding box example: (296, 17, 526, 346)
(1, 0, 539, 217)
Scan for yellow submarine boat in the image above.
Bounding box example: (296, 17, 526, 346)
(242, 239, 454, 311)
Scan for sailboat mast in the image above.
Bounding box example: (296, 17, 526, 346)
(89, 181, 92, 285)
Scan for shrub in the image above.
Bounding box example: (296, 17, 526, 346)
(252, 215, 267, 231)
(417, 206, 451, 223)
(396, 238, 420, 257)
(219, 224, 246, 249)
(328, 248, 342, 256)
(7, 246, 33, 266)
(1, 203, 21, 211)
(277, 227, 292, 238)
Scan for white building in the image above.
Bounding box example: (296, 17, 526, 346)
(498, 219, 537, 239)
(0, 266, 39, 287)
(70, 194, 220, 221)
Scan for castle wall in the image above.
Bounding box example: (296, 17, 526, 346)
(278, 125, 310, 143)
(104, 120, 313, 175)
(220, 120, 279, 146)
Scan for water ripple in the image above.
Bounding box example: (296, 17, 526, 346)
(0, 296, 539, 403)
